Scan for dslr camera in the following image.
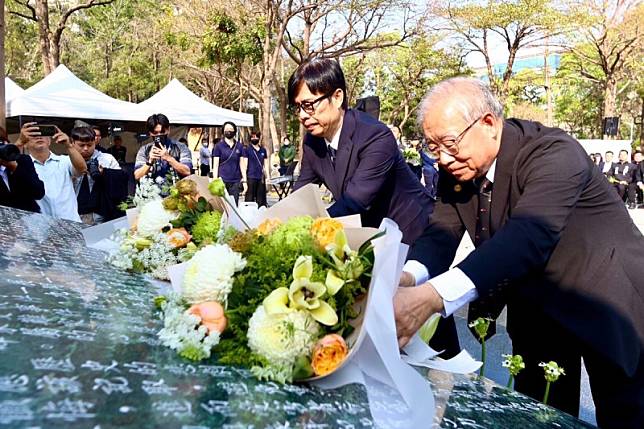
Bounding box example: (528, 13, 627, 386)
(0, 141, 20, 162)
(86, 158, 101, 180)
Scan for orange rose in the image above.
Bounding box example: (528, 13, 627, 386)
(311, 333, 348, 376)
(166, 228, 192, 248)
(310, 218, 344, 249)
(188, 301, 227, 334)
(257, 218, 282, 236)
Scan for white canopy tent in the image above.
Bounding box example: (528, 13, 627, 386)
(138, 79, 254, 127)
(5, 77, 25, 103)
(6, 64, 142, 121)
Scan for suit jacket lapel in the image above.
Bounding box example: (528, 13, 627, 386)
(490, 121, 522, 234)
(333, 110, 356, 194)
(310, 136, 340, 196)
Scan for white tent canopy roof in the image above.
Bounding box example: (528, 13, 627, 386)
(138, 79, 254, 127)
(5, 77, 25, 102)
(6, 64, 142, 121)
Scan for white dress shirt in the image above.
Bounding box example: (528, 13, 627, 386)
(403, 160, 497, 316)
(32, 153, 82, 222)
(324, 120, 343, 151)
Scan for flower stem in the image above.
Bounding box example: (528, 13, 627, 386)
(478, 339, 486, 378)
(543, 381, 551, 405)
(224, 195, 251, 230)
(506, 374, 514, 389)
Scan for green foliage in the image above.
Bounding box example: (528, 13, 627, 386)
(190, 211, 223, 245)
(201, 10, 264, 69)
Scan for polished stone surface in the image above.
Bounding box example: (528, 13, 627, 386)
(0, 206, 595, 428)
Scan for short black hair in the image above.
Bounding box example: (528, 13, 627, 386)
(250, 131, 261, 139)
(222, 121, 237, 135)
(619, 149, 629, 155)
(288, 58, 348, 110)
(178, 137, 187, 144)
(146, 114, 170, 133)
(71, 127, 96, 143)
(605, 150, 613, 155)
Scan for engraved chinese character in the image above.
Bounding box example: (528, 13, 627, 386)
(36, 375, 82, 394)
(0, 375, 29, 393)
(93, 377, 132, 395)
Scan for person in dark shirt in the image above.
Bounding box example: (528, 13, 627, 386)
(243, 131, 268, 207)
(608, 149, 634, 202)
(212, 121, 246, 204)
(0, 125, 45, 213)
(107, 135, 127, 164)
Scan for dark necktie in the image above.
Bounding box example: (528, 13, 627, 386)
(327, 145, 337, 166)
(467, 177, 504, 340)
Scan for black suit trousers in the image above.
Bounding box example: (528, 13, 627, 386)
(510, 304, 644, 428)
(245, 178, 267, 207)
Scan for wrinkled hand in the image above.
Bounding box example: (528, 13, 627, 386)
(399, 271, 416, 287)
(393, 283, 444, 348)
(0, 159, 18, 171)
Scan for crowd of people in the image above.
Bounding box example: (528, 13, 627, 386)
(0, 58, 642, 428)
(0, 113, 284, 226)
(591, 149, 644, 209)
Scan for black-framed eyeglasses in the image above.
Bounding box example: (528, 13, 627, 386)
(427, 116, 482, 156)
(290, 90, 336, 115)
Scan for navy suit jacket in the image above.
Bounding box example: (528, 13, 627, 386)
(409, 119, 644, 376)
(295, 109, 433, 244)
(0, 154, 45, 213)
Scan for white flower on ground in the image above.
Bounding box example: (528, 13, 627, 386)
(181, 244, 246, 304)
(137, 199, 177, 238)
(247, 306, 320, 371)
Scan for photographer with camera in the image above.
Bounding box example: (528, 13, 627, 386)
(20, 122, 87, 222)
(71, 127, 128, 225)
(0, 126, 45, 213)
(134, 114, 192, 182)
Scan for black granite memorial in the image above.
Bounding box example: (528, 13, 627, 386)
(0, 206, 595, 428)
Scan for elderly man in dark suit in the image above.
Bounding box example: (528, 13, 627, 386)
(289, 58, 433, 245)
(394, 77, 644, 428)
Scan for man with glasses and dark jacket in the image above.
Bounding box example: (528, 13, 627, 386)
(289, 58, 433, 246)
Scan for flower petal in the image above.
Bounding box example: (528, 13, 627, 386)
(325, 270, 345, 296)
(309, 300, 338, 326)
(292, 255, 313, 279)
(263, 288, 291, 314)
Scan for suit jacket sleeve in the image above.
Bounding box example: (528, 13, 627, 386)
(11, 155, 45, 201)
(408, 196, 465, 276)
(457, 137, 590, 297)
(293, 143, 322, 190)
(328, 127, 397, 216)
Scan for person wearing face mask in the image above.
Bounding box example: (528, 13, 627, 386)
(212, 121, 247, 204)
(278, 136, 296, 175)
(243, 131, 269, 207)
(199, 137, 211, 177)
(134, 114, 192, 182)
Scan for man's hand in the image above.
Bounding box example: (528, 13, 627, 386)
(159, 146, 172, 162)
(149, 147, 162, 163)
(399, 271, 416, 287)
(18, 122, 40, 147)
(52, 127, 71, 147)
(0, 160, 18, 171)
(393, 283, 444, 348)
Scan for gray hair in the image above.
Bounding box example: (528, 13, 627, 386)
(417, 77, 504, 129)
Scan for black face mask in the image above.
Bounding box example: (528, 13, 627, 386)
(224, 131, 235, 140)
(251, 139, 259, 146)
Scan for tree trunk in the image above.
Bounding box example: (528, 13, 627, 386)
(35, 0, 55, 74)
(603, 76, 618, 119)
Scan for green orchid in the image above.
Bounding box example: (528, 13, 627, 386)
(326, 230, 364, 280)
(263, 287, 292, 315)
(289, 256, 338, 326)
